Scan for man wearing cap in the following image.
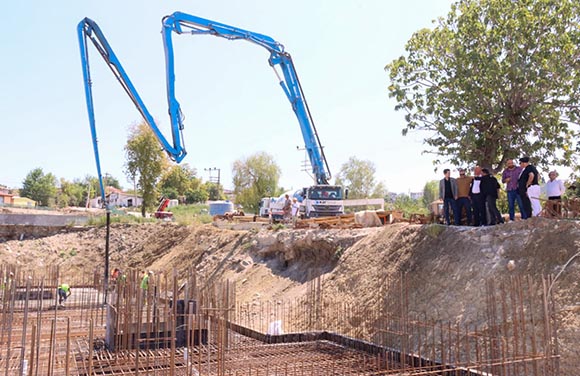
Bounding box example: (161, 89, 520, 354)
(502, 159, 526, 221)
(455, 168, 473, 225)
(517, 157, 540, 218)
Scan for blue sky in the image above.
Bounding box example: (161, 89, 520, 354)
(0, 0, 455, 194)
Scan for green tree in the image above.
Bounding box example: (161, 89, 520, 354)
(83, 174, 121, 200)
(158, 163, 199, 199)
(20, 168, 57, 207)
(185, 187, 209, 204)
(161, 187, 179, 200)
(83, 175, 100, 200)
(392, 194, 428, 217)
(386, 0, 580, 173)
(232, 152, 281, 213)
(102, 173, 122, 191)
(124, 122, 168, 216)
(422, 180, 439, 208)
(205, 182, 225, 201)
(335, 157, 386, 199)
(57, 178, 87, 208)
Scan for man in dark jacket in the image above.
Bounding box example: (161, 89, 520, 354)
(470, 166, 486, 226)
(438, 168, 458, 225)
(480, 168, 503, 225)
(517, 157, 540, 218)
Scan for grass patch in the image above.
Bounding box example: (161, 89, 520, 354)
(334, 245, 344, 260)
(169, 204, 212, 225)
(85, 204, 212, 227)
(271, 223, 286, 231)
(424, 224, 446, 238)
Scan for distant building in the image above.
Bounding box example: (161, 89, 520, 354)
(0, 190, 14, 206)
(89, 186, 143, 208)
(12, 196, 36, 207)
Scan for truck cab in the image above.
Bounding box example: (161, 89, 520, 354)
(301, 185, 347, 218)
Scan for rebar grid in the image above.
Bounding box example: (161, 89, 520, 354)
(232, 274, 561, 376)
(1, 265, 561, 375)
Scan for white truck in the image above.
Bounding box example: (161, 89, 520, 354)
(259, 185, 347, 221)
(300, 185, 346, 218)
(258, 196, 286, 221)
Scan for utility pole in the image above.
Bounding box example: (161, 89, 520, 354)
(204, 167, 221, 186)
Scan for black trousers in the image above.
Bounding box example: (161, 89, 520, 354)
(471, 193, 486, 226)
(486, 195, 503, 225)
(519, 187, 532, 219)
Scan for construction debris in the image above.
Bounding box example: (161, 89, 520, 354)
(294, 214, 362, 229)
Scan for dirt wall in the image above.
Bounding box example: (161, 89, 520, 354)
(0, 224, 88, 241)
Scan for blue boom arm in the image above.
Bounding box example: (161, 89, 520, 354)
(162, 12, 331, 185)
(78, 13, 330, 206)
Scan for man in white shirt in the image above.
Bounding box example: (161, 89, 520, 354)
(291, 198, 300, 226)
(470, 166, 485, 226)
(545, 170, 566, 217)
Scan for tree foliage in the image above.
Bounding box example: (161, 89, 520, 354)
(102, 173, 122, 191)
(205, 182, 225, 201)
(386, 0, 580, 173)
(422, 180, 439, 207)
(83, 174, 121, 200)
(56, 178, 87, 208)
(124, 122, 168, 216)
(158, 164, 200, 199)
(185, 188, 209, 204)
(391, 194, 428, 217)
(232, 152, 281, 213)
(335, 157, 386, 199)
(20, 168, 57, 206)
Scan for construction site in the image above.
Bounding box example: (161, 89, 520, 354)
(1, 215, 577, 375)
(1, 2, 580, 375)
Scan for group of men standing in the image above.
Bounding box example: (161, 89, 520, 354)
(439, 157, 565, 226)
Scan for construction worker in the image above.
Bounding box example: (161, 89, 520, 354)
(140, 271, 153, 304)
(111, 268, 126, 290)
(112, 268, 120, 281)
(57, 283, 72, 306)
(140, 271, 153, 290)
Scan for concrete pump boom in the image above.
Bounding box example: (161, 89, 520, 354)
(78, 12, 331, 207)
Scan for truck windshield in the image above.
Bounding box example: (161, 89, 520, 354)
(308, 187, 343, 200)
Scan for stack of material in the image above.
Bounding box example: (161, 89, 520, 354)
(212, 210, 245, 221)
(294, 214, 362, 229)
(354, 210, 382, 227)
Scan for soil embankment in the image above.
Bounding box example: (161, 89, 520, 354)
(1, 218, 578, 372)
